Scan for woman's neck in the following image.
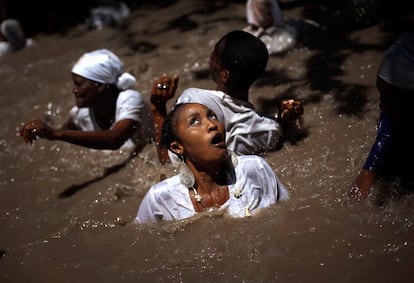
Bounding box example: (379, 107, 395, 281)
(92, 92, 117, 128)
(219, 86, 249, 102)
(190, 170, 229, 212)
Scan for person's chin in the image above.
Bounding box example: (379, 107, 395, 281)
(75, 99, 88, 108)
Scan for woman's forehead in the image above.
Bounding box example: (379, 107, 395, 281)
(179, 103, 209, 116)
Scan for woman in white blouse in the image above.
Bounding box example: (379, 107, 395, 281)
(18, 49, 154, 153)
(135, 103, 288, 223)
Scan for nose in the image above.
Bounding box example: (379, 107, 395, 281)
(206, 118, 218, 132)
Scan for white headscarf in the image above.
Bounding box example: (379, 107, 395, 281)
(71, 49, 137, 90)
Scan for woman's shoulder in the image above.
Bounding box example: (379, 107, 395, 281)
(149, 174, 182, 193)
(235, 155, 273, 175)
(117, 89, 146, 104)
(236, 154, 267, 164)
(145, 174, 190, 204)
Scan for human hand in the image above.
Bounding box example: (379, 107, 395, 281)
(150, 74, 179, 106)
(17, 119, 55, 144)
(349, 169, 375, 201)
(279, 99, 304, 123)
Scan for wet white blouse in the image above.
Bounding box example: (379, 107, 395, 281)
(69, 89, 154, 150)
(135, 155, 289, 223)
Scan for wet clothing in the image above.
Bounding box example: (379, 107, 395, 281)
(176, 88, 282, 155)
(363, 32, 414, 182)
(377, 32, 414, 91)
(69, 89, 154, 150)
(0, 19, 33, 58)
(246, 0, 285, 28)
(363, 112, 392, 172)
(135, 155, 288, 223)
(0, 38, 33, 58)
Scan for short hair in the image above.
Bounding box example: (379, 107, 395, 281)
(160, 103, 187, 150)
(217, 30, 269, 88)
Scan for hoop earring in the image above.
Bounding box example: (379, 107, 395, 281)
(179, 156, 195, 188)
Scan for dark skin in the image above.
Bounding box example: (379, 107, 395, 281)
(151, 43, 302, 164)
(168, 103, 230, 212)
(18, 73, 139, 150)
(150, 73, 179, 164)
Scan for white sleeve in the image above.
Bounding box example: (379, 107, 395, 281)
(115, 89, 147, 122)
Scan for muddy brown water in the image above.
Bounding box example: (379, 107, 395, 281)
(1, 1, 413, 282)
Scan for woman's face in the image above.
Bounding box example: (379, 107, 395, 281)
(172, 103, 227, 166)
(71, 73, 102, 108)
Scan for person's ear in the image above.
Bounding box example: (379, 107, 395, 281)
(170, 141, 184, 156)
(221, 69, 229, 83)
(93, 82, 107, 92)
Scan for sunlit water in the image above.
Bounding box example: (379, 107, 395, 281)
(1, 2, 413, 282)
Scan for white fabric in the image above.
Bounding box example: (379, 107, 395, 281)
(0, 38, 33, 58)
(69, 89, 154, 150)
(175, 88, 282, 155)
(135, 155, 289, 223)
(246, 0, 285, 28)
(377, 32, 414, 91)
(71, 49, 136, 90)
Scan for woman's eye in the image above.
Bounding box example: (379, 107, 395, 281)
(208, 113, 217, 120)
(190, 118, 200, 125)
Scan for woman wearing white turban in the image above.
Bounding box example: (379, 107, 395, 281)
(18, 49, 154, 153)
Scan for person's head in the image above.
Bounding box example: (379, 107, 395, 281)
(0, 19, 26, 51)
(70, 49, 136, 108)
(209, 30, 268, 93)
(161, 103, 228, 167)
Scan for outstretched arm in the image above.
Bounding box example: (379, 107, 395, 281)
(349, 112, 392, 201)
(150, 74, 179, 164)
(17, 118, 140, 150)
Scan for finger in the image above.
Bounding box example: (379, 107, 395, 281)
(171, 75, 179, 91)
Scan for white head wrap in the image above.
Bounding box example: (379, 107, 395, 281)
(71, 49, 137, 90)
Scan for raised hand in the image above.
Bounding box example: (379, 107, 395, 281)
(279, 99, 304, 123)
(150, 74, 179, 106)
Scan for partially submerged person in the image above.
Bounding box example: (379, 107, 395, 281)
(150, 30, 303, 164)
(243, 0, 298, 54)
(244, 0, 285, 38)
(135, 103, 289, 223)
(0, 19, 34, 58)
(18, 49, 154, 153)
(349, 32, 414, 201)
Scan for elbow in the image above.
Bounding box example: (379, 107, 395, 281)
(105, 135, 128, 150)
(108, 140, 126, 150)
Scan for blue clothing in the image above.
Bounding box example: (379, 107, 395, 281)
(362, 32, 414, 183)
(363, 112, 392, 171)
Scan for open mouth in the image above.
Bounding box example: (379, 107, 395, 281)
(211, 133, 225, 147)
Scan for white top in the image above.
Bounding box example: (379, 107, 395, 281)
(69, 89, 154, 150)
(135, 155, 289, 223)
(0, 38, 33, 58)
(378, 32, 414, 90)
(176, 88, 282, 155)
(246, 0, 285, 28)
